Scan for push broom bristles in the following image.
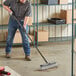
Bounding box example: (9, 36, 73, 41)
(40, 62, 58, 70)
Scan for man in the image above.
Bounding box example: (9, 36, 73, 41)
(3, 0, 32, 61)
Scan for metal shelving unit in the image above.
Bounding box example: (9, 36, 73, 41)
(72, 0, 76, 76)
(0, 1, 74, 45)
(35, 0, 74, 76)
(34, 0, 73, 47)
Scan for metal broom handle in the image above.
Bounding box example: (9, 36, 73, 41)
(12, 15, 48, 63)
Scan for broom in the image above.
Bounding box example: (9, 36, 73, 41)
(12, 15, 58, 70)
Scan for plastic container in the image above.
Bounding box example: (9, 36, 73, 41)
(47, 18, 65, 24)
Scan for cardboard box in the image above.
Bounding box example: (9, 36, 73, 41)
(3, 30, 48, 43)
(60, 9, 76, 24)
(35, 30, 48, 42)
(3, 8, 9, 24)
(13, 31, 22, 43)
(28, 35, 34, 43)
(74, 39, 76, 52)
(4, 31, 8, 41)
(0, 33, 5, 41)
(0, 31, 8, 41)
(28, 17, 32, 26)
(3, 30, 34, 43)
(13, 31, 34, 43)
(58, 0, 68, 4)
(4, 31, 22, 43)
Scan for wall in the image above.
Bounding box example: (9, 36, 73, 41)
(0, 0, 73, 39)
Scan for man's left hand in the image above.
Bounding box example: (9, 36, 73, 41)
(24, 25, 26, 30)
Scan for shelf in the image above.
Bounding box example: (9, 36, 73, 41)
(0, 23, 72, 30)
(0, 25, 8, 29)
(0, 36, 73, 47)
(0, 42, 23, 47)
(0, 1, 74, 48)
(34, 22, 72, 26)
(0, 3, 72, 7)
(73, 19, 76, 21)
(32, 3, 72, 6)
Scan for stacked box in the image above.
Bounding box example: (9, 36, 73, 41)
(74, 39, 76, 52)
(28, 35, 34, 43)
(28, 17, 33, 26)
(35, 30, 48, 42)
(3, 30, 34, 43)
(4, 31, 22, 43)
(0, 33, 5, 41)
(0, 31, 8, 41)
(13, 31, 22, 43)
(13, 31, 34, 43)
(58, 0, 68, 4)
(60, 9, 76, 24)
(3, 8, 9, 24)
(4, 31, 8, 41)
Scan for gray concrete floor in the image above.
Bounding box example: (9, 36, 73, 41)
(0, 41, 75, 76)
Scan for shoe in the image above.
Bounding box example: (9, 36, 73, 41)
(25, 56, 31, 61)
(5, 53, 11, 58)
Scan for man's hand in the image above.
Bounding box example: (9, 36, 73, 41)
(24, 25, 26, 30)
(9, 11, 13, 15)
(3, 4, 13, 15)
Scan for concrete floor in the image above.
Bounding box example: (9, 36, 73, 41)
(0, 41, 75, 76)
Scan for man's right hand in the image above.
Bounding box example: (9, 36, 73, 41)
(9, 11, 13, 15)
(3, 4, 13, 15)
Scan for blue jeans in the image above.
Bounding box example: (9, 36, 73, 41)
(5, 16, 30, 56)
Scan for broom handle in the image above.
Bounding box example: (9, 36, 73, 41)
(12, 15, 48, 63)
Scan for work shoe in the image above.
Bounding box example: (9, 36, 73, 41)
(5, 53, 11, 58)
(25, 56, 31, 61)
